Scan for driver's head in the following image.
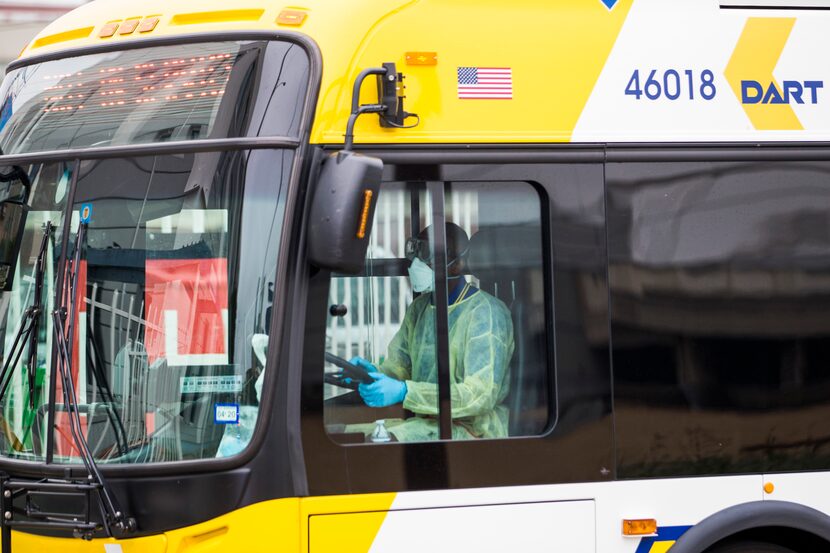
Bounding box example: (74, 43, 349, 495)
(405, 223, 469, 277)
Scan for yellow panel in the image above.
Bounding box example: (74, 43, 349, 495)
(310, 0, 634, 144)
(301, 492, 397, 553)
(164, 499, 300, 553)
(724, 17, 802, 131)
(31, 26, 94, 49)
(171, 9, 265, 25)
(4, 498, 300, 553)
(309, 511, 390, 553)
(17, 0, 633, 145)
(16, 0, 633, 143)
(3, 530, 168, 553)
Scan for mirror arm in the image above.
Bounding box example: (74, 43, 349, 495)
(344, 64, 419, 151)
(351, 67, 388, 113)
(344, 104, 386, 152)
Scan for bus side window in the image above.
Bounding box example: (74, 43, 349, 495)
(608, 160, 830, 477)
(324, 184, 419, 440)
(323, 180, 551, 443)
(448, 182, 549, 439)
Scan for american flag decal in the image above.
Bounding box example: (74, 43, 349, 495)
(457, 67, 513, 99)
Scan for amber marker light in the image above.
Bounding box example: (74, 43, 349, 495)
(99, 21, 120, 38)
(764, 482, 775, 494)
(276, 9, 307, 26)
(405, 52, 437, 66)
(118, 18, 140, 35)
(356, 189, 374, 239)
(138, 16, 160, 33)
(622, 519, 658, 536)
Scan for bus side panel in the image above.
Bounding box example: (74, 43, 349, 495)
(301, 474, 760, 552)
(308, 499, 595, 553)
(596, 475, 763, 552)
(762, 472, 830, 517)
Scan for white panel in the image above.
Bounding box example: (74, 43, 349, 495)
(369, 501, 594, 553)
(763, 471, 830, 515)
(573, 0, 830, 141)
(596, 476, 762, 552)
(383, 475, 761, 553)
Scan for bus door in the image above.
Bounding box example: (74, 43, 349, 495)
(304, 158, 612, 553)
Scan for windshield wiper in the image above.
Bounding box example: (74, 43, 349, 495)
(51, 221, 135, 538)
(0, 222, 51, 415)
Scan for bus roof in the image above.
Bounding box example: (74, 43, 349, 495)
(15, 0, 830, 144)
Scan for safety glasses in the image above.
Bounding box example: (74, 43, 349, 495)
(404, 237, 432, 263)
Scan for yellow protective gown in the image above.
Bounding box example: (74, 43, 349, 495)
(377, 288, 514, 442)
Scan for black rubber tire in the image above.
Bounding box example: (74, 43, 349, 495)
(706, 541, 798, 553)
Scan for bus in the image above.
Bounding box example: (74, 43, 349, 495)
(0, 0, 828, 551)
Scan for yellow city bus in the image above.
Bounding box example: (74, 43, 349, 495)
(0, 0, 830, 552)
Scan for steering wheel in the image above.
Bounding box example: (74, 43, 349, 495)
(324, 353, 374, 390)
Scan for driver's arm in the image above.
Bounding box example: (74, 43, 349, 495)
(402, 300, 513, 419)
(379, 310, 413, 382)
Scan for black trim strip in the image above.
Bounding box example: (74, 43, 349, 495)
(720, 4, 830, 10)
(606, 146, 830, 162)
(427, 181, 452, 440)
(0, 138, 299, 166)
(357, 148, 604, 164)
(346, 143, 830, 165)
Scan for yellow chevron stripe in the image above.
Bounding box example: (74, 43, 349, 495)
(303, 492, 397, 553)
(724, 17, 802, 131)
(650, 541, 676, 553)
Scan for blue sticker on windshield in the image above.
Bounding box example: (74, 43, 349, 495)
(214, 403, 239, 424)
(79, 203, 93, 223)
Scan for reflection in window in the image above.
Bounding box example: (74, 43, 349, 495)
(0, 150, 288, 464)
(0, 40, 309, 154)
(324, 181, 548, 443)
(609, 161, 830, 477)
(0, 162, 69, 461)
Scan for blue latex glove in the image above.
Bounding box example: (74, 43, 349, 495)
(359, 373, 407, 407)
(341, 356, 378, 385)
(349, 356, 379, 373)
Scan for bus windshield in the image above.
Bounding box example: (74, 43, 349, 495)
(0, 39, 309, 154)
(0, 149, 290, 464)
(0, 39, 308, 465)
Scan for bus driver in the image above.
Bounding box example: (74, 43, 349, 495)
(348, 223, 515, 442)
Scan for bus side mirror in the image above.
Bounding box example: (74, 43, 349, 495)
(307, 151, 383, 274)
(0, 199, 27, 290)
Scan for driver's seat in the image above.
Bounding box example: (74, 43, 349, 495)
(467, 225, 548, 437)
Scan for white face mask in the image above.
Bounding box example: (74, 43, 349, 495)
(408, 257, 434, 293)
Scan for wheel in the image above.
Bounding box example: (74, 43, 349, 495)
(706, 541, 798, 553)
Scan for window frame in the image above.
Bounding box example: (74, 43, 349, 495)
(300, 150, 613, 495)
(0, 30, 321, 480)
(323, 178, 555, 442)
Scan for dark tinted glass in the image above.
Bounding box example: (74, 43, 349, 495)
(0, 40, 309, 154)
(608, 161, 830, 477)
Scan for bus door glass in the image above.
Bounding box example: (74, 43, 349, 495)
(323, 179, 549, 443)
